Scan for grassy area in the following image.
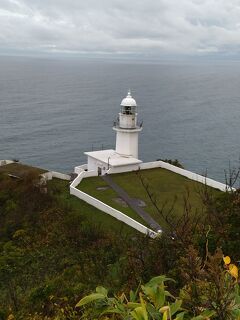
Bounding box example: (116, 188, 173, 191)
(79, 177, 147, 226)
(0, 162, 220, 233)
(79, 168, 221, 229)
(48, 178, 138, 235)
(0, 162, 138, 234)
(0, 162, 47, 176)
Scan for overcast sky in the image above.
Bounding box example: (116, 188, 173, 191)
(1, 0, 240, 59)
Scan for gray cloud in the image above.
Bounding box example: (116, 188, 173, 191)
(1, 0, 240, 57)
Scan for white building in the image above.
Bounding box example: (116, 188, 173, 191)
(84, 91, 143, 175)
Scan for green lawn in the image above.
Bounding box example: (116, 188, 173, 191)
(0, 162, 220, 234)
(79, 177, 147, 226)
(0, 163, 138, 234)
(0, 162, 47, 176)
(48, 178, 138, 235)
(79, 168, 221, 229)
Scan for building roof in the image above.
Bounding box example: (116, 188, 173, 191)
(120, 90, 137, 107)
(84, 149, 142, 167)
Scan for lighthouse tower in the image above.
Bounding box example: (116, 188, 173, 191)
(113, 90, 142, 159)
(83, 91, 142, 176)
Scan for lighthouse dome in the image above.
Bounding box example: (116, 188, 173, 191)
(120, 90, 137, 107)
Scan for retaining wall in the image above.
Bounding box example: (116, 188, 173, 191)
(41, 171, 71, 181)
(51, 171, 71, 181)
(69, 171, 157, 238)
(74, 164, 88, 174)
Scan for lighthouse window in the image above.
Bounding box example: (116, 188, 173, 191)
(123, 106, 133, 115)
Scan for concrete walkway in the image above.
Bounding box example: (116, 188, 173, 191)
(102, 175, 162, 232)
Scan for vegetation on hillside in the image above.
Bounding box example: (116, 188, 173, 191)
(0, 164, 240, 319)
(76, 256, 240, 319)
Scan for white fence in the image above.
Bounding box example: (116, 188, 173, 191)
(70, 171, 158, 238)
(52, 171, 71, 181)
(139, 161, 234, 192)
(74, 164, 88, 174)
(41, 171, 71, 181)
(107, 164, 140, 175)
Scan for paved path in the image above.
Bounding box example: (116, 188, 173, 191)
(102, 175, 162, 232)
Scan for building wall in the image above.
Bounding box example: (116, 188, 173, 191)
(87, 156, 140, 176)
(115, 130, 139, 158)
(87, 156, 108, 175)
(87, 157, 98, 171)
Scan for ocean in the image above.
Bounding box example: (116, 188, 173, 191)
(0, 56, 240, 183)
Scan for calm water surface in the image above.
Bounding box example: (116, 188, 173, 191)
(0, 56, 240, 183)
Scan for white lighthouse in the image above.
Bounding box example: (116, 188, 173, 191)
(84, 91, 142, 175)
(113, 90, 142, 158)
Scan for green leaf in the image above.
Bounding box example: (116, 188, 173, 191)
(127, 302, 141, 309)
(174, 311, 186, 320)
(145, 275, 173, 287)
(142, 284, 165, 309)
(146, 303, 160, 318)
(165, 290, 176, 299)
(76, 293, 106, 307)
(200, 310, 216, 317)
(170, 299, 182, 316)
(156, 288, 165, 308)
(96, 286, 108, 296)
(191, 310, 215, 320)
(114, 299, 126, 313)
(233, 309, 240, 317)
(131, 306, 149, 320)
(130, 289, 138, 302)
